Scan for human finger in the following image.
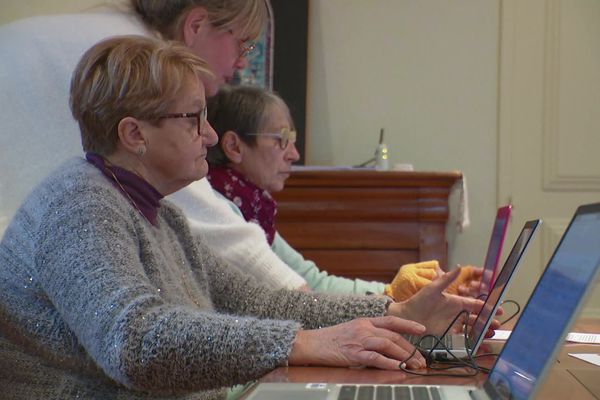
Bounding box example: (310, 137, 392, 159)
(370, 315, 426, 336)
(465, 297, 485, 314)
(368, 317, 427, 366)
(458, 280, 481, 298)
(469, 266, 484, 279)
(430, 267, 462, 292)
(483, 318, 502, 338)
(357, 336, 425, 370)
(434, 265, 444, 278)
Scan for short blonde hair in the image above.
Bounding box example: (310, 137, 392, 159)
(131, 0, 268, 42)
(70, 35, 212, 156)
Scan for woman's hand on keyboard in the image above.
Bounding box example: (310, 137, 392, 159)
(289, 316, 427, 370)
(386, 267, 485, 337)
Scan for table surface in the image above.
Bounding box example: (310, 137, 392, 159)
(241, 318, 600, 399)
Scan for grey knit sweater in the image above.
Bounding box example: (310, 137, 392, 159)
(0, 158, 387, 399)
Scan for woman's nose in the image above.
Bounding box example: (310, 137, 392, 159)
(203, 121, 219, 147)
(234, 55, 248, 70)
(287, 142, 300, 162)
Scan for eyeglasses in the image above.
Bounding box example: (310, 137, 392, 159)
(239, 42, 256, 59)
(157, 105, 208, 138)
(246, 128, 297, 150)
(228, 29, 256, 59)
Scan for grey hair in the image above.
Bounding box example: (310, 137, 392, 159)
(206, 85, 292, 166)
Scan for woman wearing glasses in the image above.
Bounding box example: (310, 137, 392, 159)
(0, 0, 312, 296)
(0, 36, 485, 399)
(205, 85, 384, 294)
(205, 86, 482, 298)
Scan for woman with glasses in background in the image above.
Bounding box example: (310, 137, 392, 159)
(0, 0, 314, 295)
(206, 85, 485, 298)
(0, 0, 481, 299)
(206, 85, 388, 294)
(0, 35, 487, 399)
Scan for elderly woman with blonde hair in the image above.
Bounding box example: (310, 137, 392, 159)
(0, 36, 482, 399)
(0, 0, 311, 294)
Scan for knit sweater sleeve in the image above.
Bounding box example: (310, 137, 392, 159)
(195, 238, 389, 329)
(25, 173, 302, 394)
(167, 180, 307, 289)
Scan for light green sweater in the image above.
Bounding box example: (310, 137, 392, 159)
(218, 192, 386, 295)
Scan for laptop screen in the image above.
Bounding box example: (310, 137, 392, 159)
(485, 204, 600, 400)
(479, 205, 512, 297)
(468, 220, 539, 350)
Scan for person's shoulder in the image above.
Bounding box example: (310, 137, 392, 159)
(12, 158, 108, 222)
(28, 157, 114, 202)
(166, 178, 224, 215)
(0, 9, 147, 48)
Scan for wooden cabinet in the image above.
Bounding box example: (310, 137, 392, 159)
(273, 169, 462, 282)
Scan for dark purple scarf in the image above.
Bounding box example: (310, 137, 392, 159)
(86, 153, 163, 226)
(207, 166, 277, 245)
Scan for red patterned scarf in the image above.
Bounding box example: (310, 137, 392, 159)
(207, 167, 277, 245)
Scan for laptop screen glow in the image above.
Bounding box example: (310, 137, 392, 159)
(486, 208, 600, 400)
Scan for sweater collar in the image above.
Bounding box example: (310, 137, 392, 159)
(207, 166, 277, 245)
(85, 152, 163, 226)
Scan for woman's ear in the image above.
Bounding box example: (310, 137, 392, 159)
(221, 130, 244, 164)
(117, 117, 147, 155)
(181, 7, 209, 47)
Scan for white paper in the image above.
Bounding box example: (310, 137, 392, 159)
(568, 353, 600, 367)
(489, 330, 600, 344)
(490, 330, 512, 340)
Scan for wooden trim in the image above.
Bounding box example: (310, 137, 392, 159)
(274, 170, 462, 279)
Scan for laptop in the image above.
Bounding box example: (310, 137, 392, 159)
(478, 205, 512, 298)
(245, 203, 600, 400)
(418, 219, 539, 360)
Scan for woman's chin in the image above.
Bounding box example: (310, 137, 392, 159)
(269, 182, 286, 192)
(195, 160, 209, 178)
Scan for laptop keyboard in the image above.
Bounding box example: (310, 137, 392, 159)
(337, 385, 442, 400)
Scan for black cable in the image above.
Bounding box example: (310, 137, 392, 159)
(398, 310, 488, 377)
(354, 157, 375, 168)
(423, 310, 469, 362)
(498, 299, 521, 327)
(402, 299, 520, 377)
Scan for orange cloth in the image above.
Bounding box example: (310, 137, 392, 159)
(384, 261, 476, 301)
(384, 260, 440, 301)
(444, 266, 477, 295)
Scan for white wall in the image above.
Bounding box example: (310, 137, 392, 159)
(307, 0, 500, 267)
(2, 0, 501, 269)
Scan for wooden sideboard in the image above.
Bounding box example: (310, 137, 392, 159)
(273, 169, 462, 282)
